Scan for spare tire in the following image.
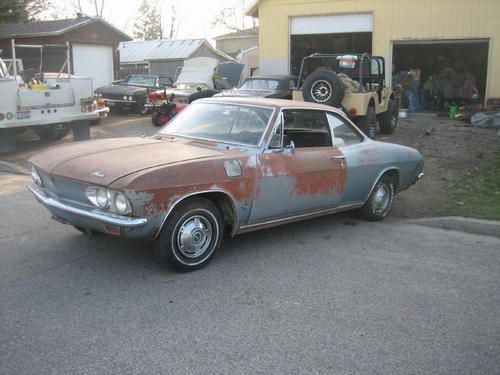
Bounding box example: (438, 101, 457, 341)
(302, 69, 344, 107)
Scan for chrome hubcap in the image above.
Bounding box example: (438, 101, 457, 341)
(372, 184, 391, 214)
(311, 80, 332, 103)
(176, 215, 212, 258)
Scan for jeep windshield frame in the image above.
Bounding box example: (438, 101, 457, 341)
(297, 53, 386, 91)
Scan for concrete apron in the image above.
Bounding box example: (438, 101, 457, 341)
(409, 216, 500, 238)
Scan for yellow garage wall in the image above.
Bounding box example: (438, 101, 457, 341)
(256, 0, 500, 100)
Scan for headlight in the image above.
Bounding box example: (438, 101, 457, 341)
(30, 165, 42, 186)
(114, 193, 131, 215)
(85, 186, 132, 215)
(128, 95, 133, 101)
(96, 188, 110, 208)
(85, 186, 110, 209)
(123, 95, 127, 100)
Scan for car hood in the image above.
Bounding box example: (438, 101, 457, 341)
(215, 89, 276, 98)
(96, 84, 147, 96)
(29, 138, 224, 186)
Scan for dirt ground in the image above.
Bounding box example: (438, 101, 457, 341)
(0, 112, 498, 218)
(382, 113, 499, 218)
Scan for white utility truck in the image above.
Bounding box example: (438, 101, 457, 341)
(0, 40, 109, 153)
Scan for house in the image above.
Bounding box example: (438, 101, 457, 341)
(246, 0, 500, 103)
(214, 27, 258, 58)
(119, 39, 235, 80)
(0, 15, 131, 89)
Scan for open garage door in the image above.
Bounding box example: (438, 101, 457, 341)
(392, 39, 489, 110)
(290, 13, 372, 76)
(72, 43, 114, 90)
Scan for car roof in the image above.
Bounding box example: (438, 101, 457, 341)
(197, 96, 346, 114)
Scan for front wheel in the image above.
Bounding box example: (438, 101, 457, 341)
(357, 175, 395, 221)
(136, 97, 149, 115)
(153, 198, 224, 272)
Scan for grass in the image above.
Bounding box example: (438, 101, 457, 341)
(440, 150, 500, 221)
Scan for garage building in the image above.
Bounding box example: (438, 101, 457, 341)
(0, 16, 131, 89)
(247, 0, 500, 104)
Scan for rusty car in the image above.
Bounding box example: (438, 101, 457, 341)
(28, 97, 424, 271)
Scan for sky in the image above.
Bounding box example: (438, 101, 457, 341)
(44, 0, 257, 41)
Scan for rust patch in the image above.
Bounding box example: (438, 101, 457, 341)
(256, 148, 346, 197)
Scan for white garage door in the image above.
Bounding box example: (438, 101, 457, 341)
(290, 13, 373, 35)
(72, 43, 114, 90)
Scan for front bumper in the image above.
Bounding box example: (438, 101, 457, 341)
(103, 98, 136, 104)
(29, 184, 148, 229)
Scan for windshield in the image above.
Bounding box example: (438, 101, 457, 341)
(124, 75, 156, 87)
(240, 79, 280, 90)
(161, 102, 274, 147)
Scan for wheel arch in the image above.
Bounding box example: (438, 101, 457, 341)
(153, 189, 239, 240)
(364, 167, 400, 203)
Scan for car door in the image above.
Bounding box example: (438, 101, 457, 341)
(248, 109, 347, 223)
(325, 112, 381, 204)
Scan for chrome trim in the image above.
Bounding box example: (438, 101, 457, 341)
(153, 189, 240, 239)
(331, 155, 346, 160)
(103, 99, 135, 103)
(418, 172, 424, 179)
(28, 184, 147, 228)
(237, 202, 364, 233)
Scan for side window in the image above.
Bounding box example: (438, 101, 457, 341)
(283, 110, 332, 148)
(326, 113, 363, 147)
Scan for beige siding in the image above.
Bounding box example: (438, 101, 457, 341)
(257, 0, 500, 100)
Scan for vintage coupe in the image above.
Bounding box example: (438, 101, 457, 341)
(28, 98, 424, 271)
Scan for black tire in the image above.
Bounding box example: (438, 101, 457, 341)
(188, 89, 219, 103)
(302, 69, 345, 107)
(151, 111, 163, 127)
(136, 97, 149, 115)
(379, 98, 399, 134)
(355, 107, 377, 139)
(35, 125, 69, 141)
(357, 175, 395, 221)
(153, 198, 224, 272)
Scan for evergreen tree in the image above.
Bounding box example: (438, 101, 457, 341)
(133, 0, 162, 40)
(0, 0, 50, 24)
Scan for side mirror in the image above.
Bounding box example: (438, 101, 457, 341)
(284, 140, 295, 154)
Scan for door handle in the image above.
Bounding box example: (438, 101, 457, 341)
(331, 155, 346, 160)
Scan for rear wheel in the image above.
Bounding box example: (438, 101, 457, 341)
(153, 198, 224, 272)
(358, 175, 395, 221)
(379, 98, 399, 134)
(355, 107, 377, 139)
(35, 125, 69, 141)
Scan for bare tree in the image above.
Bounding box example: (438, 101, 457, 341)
(211, 0, 256, 33)
(162, 0, 179, 39)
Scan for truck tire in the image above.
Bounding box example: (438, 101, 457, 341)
(355, 107, 377, 139)
(35, 125, 69, 141)
(136, 97, 149, 115)
(379, 98, 399, 134)
(302, 69, 344, 107)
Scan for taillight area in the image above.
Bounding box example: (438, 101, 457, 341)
(149, 92, 167, 102)
(0, 113, 4, 121)
(347, 108, 357, 117)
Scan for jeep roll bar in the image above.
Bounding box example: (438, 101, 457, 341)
(296, 52, 385, 90)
